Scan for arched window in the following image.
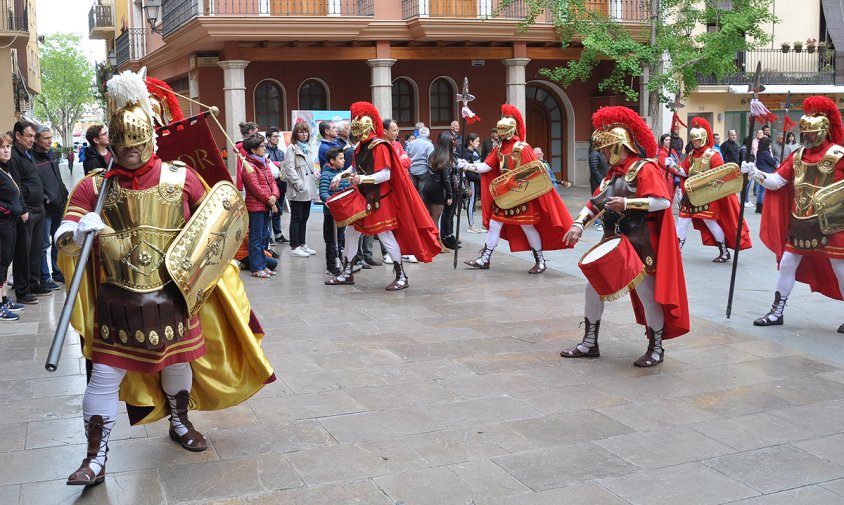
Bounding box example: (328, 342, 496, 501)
(299, 79, 327, 110)
(430, 78, 455, 126)
(392, 78, 416, 127)
(255, 80, 283, 129)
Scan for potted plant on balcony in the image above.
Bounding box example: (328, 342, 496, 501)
(806, 37, 817, 53)
(781, 42, 790, 53)
(793, 41, 803, 53)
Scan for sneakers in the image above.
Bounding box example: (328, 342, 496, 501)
(17, 293, 38, 305)
(0, 306, 19, 321)
(466, 225, 483, 233)
(301, 245, 317, 255)
(2, 297, 23, 313)
(402, 255, 418, 263)
(290, 246, 311, 258)
(274, 233, 290, 243)
(52, 274, 65, 284)
(744, 201, 755, 208)
(32, 286, 53, 296)
(383, 254, 394, 264)
(42, 280, 62, 291)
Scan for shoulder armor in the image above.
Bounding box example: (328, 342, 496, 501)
(367, 138, 388, 150)
(624, 159, 649, 182)
(511, 142, 526, 155)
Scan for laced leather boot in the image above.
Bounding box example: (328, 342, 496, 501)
(634, 326, 664, 367)
(560, 318, 601, 358)
(528, 249, 546, 274)
(67, 415, 110, 486)
(712, 241, 731, 263)
(754, 291, 786, 326)
(325, 256, 356, 285)
(166, 390, 208, 452)
(464, 245, 494, 269)
(385, 262, 409, 291)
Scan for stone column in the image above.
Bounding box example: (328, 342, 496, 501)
(503, 58, 531, 115)
(367, 59, 397, 119)
(217, 60, 250, 176)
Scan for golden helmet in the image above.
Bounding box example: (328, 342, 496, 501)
(799, 114, 830, 148)
(689, 126, 708, 146)
(496, 117, 517, 141)
(349, 101, 383, 139)
(591, 126, 637, 165)
(109, 104, 155, 164)
(351, 115, 374, 139)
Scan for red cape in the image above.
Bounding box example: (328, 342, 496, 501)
(479, 137, 574, 252)
(760, 143, 844, 300)
(359, 134, 441, 263)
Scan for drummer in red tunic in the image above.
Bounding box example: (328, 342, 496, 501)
(560, 106, 689, 367)
(325, 101, 440, 290)
(675, 117, 751, 262)
(461, 104, 573, 273)
(741, 96, 844, 334)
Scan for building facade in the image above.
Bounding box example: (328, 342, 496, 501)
(0, 0, 40, 125)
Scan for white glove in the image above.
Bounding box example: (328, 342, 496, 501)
(740, 161, 757, 177)
(665, 157, 675, 168)
(73, 212, 106, 246)
(456, 158, 469, 171)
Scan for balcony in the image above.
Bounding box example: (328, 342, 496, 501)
(162, 0, 375, 37)
(697, 48, 838, 86)
(89, 1, 115, 40)
(0, 0, 29, 49)
(115, 28, 148, 69)
(400, 0, 647, 23)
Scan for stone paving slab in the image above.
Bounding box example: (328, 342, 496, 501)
(3, 178, 844, 503)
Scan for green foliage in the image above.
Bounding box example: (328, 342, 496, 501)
(35, 34, 95, 146)
(508, 0, 776, 105)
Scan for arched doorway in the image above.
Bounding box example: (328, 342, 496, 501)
(526, 82, 574, 182)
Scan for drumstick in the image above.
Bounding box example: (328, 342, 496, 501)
(584, 209, 605, 230)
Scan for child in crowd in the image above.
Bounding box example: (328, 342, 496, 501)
(319, 147, 351, 276)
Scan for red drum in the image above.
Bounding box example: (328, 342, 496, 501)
(326, 188, 369, 227)
(578, 235, 646, 301)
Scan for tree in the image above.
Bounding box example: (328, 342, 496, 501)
(507, 0, 777, 129)
(35, 34, 96, 147)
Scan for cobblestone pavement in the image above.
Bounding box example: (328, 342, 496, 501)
(2, 170, 844, 504)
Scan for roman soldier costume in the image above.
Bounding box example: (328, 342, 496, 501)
(325, 101, 440, 290)
(462, 104, 574, 273)
(743, 95, 844, 333)
(57, 70, 274, 487)
(676, 117, 752, 262)
(560, 106, 690, 367)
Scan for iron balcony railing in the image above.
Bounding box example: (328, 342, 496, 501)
(89, 1, 115, 33)
(401, 0, 646, 22)
(115, 28, 148, 68)
(1, 0, 28, 32)
(162, 0, 375, 37)
(697, 48, 838, 86)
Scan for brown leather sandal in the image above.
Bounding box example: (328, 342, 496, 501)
(66, 415, 108, 487)
(166, 391, 208, 452)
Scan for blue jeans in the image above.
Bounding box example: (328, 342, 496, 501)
(41, 213, 62, 282)
(248, 211, 268, 272)
(754, 181, 766, 204)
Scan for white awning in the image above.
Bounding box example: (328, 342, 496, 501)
(726, 84, 844, 95)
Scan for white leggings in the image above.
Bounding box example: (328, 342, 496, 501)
(584, 274, 664, 330)
(485, 219, 542, 250)
(344, 228, 401, 265)
(676, 217, 725, 243)
(82, 362, 193, 421)
(775, 252, 844, 298)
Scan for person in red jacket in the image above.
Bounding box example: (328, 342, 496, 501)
(675, 117, 751, 262)
(742, 95, 844, 334)
(241, 132, 281, 278)
(560, 106, 689, 367)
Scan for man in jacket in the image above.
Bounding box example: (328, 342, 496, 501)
(7, 120, 46, 304)
(721, 129, 740, 165)
(32, 126, 69, 287)
(82, 125, 111, 175)
(265, 127, 289, 244)
(405, 127, 434, 192)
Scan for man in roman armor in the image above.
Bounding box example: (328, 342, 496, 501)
(560, 106, 689, 367)
(741, 95, 844, 333)
(461, 104, 574, 273)
(57, 70, 274, 486)
(325, 101, 440, 290)
(675, 116, 752, 262)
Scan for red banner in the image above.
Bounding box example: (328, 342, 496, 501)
(156, 113, 232, 186)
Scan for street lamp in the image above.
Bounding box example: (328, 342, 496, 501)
(108, 50, 117, 67)
(143, 0, 162, 34)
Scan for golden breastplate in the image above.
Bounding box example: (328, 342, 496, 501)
(497, 142, 527, 173)
(97, 163, 187, 292)
(687, 149, 714, 178)
(792, 146, 843, 219)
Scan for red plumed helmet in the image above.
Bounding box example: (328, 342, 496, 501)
(802, 95, 844, 145)
(591, 106, 657, 158)
(145, 77, 184, 126)
(500, 104, 526, 141)
(350, 101, 384, 138)
(690, 116, 714, 149)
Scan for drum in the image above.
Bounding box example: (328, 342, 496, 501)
(577, 235, 646, 301)
(490, 160, 553, 209)
(684, 162, 742, 207)
(326, 187, 369, 227)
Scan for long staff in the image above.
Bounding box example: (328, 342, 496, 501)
(453, 77, 475, 268)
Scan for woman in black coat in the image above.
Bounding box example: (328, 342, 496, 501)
(0, 133, 24, 319)
(754, 136, 777, 213)
(422, 133, 455, 251)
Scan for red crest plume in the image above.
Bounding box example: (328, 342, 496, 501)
(690, 116, 714, 149)
(500, 104, 526, 141)
(350, 101, 384, 137)
(591, 106, 657, 158)
(144, 77, 184, 123)
(803, 95, 844, 145)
